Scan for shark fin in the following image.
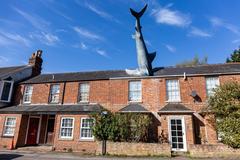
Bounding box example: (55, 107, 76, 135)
(148, 52, 156, 63)
(130, 4, 148, 19)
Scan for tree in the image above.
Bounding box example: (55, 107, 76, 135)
(176, 55, 208, 67)
(91, 112, 152, 142)
(226, 48, 240, 63)
(208, 82, 240, 148)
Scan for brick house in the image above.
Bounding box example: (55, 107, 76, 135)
(0, 55, 240, 152)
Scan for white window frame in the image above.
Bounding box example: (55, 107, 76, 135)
(166, 79, 181, 102)
(205, 77, 220, 97)
(80, 117, 94, 140)
(78, 83, 90, 103)
(3, 117, 16, 136)
(0, 80, 14, 102)
(49, 84, 60, 103)
(59, 117, 74, 139)
(128, 81, 142, 102)
(23, 85, 33, 104)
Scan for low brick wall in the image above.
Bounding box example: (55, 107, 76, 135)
(189, 144, 240, 157)
(96, 141, 171, 156)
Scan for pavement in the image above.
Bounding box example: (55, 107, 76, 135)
(0, 151, 239, 160)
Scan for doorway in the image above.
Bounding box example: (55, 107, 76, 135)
(26, 117, 40, 145)
(45, 116, 55, 145)
(168, 116, 187, 151)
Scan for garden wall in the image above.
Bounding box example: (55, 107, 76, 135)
(96, 141, 171, 156)
(189, 144, 240, 157)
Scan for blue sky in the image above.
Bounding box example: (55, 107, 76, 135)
(0, 0, 240, 73)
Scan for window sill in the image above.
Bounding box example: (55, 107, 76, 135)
(128, 101, 142, 104)
(78, 101, 89, 104)
(58, 138, 73, 141)
(79, 138, 94, 142)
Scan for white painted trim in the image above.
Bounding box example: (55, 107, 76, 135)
(36, 115, 42, 144)
(59, 117, 74, 139)
(22, 85, 33, 104)
(79, 117, 94, 141)
(165, 79, 181, 102)
(24, 115, 30, 145)
(3, 116, 17, 136)
(0, 80, 14, 102)
(168, 116, 187, 152)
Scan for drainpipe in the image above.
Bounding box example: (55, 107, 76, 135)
(61, 82, 66, 104)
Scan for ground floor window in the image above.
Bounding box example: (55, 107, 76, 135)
(80, 118, 94, 140)
(3, 117, 16, 136)
(60, 117, 74, 139)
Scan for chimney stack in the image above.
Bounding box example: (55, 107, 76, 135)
(28, 50, 43, 76)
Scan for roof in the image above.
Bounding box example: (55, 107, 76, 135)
(159, 103, 193, 113)
(0, 104, 103, 114)
(0, 65, 30, 79)
(21, 63, 240, 84)
(119, 103, 150, 113)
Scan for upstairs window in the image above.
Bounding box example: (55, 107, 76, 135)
(0, 80, 14, 102)
(78, 83, 90, 102)
(23, 85, 33, 103)
(49, 84, 60, 103)
(206, 77, 219, 97)
(166, 79, 181, 102)
(80, 118, 94, 140)
(3, 117, 16, 136)
(129, 81, 142, 102)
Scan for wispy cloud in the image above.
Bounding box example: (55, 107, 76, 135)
(41, 1, 73, 21)
(75, 1, 120, 23)
(209, 17, 240, 35)
(0, 56, 9, 63)
(12, 7, 50, 31)
(0, 30, 30, 47)
(151, 4, 191, 27)
(188, 27, 212, 37)
(232, 39, 240, 44)
(96, 49, 108, 57)
(30, 32, 59, 46)
(73, 26, 104, 41)
(165, 44, 176, 53)
(73, 42, 88, 50)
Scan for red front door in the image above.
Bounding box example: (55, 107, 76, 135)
(27, 118, 39, 145)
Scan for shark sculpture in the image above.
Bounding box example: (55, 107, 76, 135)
(126, 4, 156, 76)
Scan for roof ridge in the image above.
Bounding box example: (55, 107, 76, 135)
(41, 69, 126, 75)
(162, 63, 240, 69)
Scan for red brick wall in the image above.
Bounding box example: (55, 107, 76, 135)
(0, 114, 22, 149)
(10, 73, 240, 150)
(53, 114, 97, 153)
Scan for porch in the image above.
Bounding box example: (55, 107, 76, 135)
(17, 114, 55, 147)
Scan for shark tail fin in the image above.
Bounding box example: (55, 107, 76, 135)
(130, 4, 148, 19)
(148, 52, 156, 63)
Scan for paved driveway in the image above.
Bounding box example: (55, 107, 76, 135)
(0, 151, 239, 160)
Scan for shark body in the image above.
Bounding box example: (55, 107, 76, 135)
(126, 4, 156, 76)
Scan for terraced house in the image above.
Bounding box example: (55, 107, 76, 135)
(0, 50, 240, 153)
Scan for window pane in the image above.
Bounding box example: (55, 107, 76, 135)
(60, 118, 73, 138)
(50, 85, 60, 103)
(1, 82, 12, 101)
(166, 80, 180, 102)
(80, 118, 94, 139)
(79, 83, 89, 102)
(4, 117, 16, 136)
(23, 85, 33, 103)
(129, 81, 141, 101)
(206, 77, 219, 97)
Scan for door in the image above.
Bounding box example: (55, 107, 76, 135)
(169, 117, 187, 151)
(27, 118, 39, 145)
(46, 118, 55, 145)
